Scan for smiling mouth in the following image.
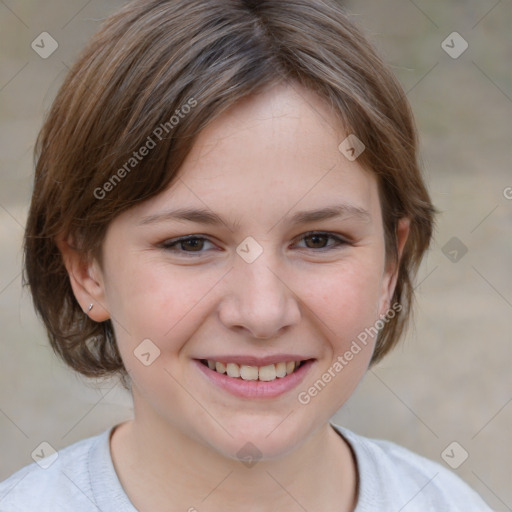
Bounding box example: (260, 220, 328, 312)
(199, 359, 309, 382)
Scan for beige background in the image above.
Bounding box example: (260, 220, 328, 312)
(1, 0, 511, 510)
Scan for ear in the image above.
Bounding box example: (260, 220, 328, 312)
(378, 217, 410, 317)
(56, 237, 110, 322)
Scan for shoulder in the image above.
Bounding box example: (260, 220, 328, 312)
(331, 424, 492, 512)
(0, 429, 110, 512)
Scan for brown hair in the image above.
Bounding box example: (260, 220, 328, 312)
(24, 0, 435, 381)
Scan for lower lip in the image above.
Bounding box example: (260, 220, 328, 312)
(194, 359, 315, 399)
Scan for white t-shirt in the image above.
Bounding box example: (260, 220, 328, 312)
(0, 422, 492, 511)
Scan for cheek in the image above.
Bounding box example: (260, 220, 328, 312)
(303, 258, 384, 341)
(295, 260, 384, 412)
(104, 258, 221, 354)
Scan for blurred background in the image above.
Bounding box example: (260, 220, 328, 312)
(0, 0, 510, 509)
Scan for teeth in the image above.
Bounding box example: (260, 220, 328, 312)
(275, 362, 287, 378)
(240, 365, 259, 381)
(205, 360, 303, 381)
(258, 364, 276, 381)
(286, 361, 296, 375)
(226, 363, 240, 378)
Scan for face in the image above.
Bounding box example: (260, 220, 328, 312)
(76, 83, 406, 460)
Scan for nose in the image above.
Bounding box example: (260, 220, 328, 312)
(218, 256, 301, 339)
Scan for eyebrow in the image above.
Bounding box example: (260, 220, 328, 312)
(138, 204, 371, 229)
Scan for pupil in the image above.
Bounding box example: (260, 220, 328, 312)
(308, 234, 326, 248)
(184, 238, 202, 251)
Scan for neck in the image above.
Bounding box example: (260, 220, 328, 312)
(110, 403, 357, 512)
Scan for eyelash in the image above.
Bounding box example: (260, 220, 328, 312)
(160, 231, 351, 256)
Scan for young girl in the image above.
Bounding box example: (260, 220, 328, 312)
(0, 0, 492, 510)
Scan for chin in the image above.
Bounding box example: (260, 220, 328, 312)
(202, 414, 314, 463)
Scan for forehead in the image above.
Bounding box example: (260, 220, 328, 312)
(127, 83, 381, 228)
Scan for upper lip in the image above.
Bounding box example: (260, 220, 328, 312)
(197, 355, 314, 366)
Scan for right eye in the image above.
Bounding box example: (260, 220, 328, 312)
(161, 235, 217, 255)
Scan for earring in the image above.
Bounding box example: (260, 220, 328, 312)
(87, 303, 94, 313)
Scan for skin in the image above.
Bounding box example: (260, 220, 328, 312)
(60, 83, 409, 512)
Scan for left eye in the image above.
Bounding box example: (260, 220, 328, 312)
(161, 232, 348, 255)
(296, 232, 347, 250)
